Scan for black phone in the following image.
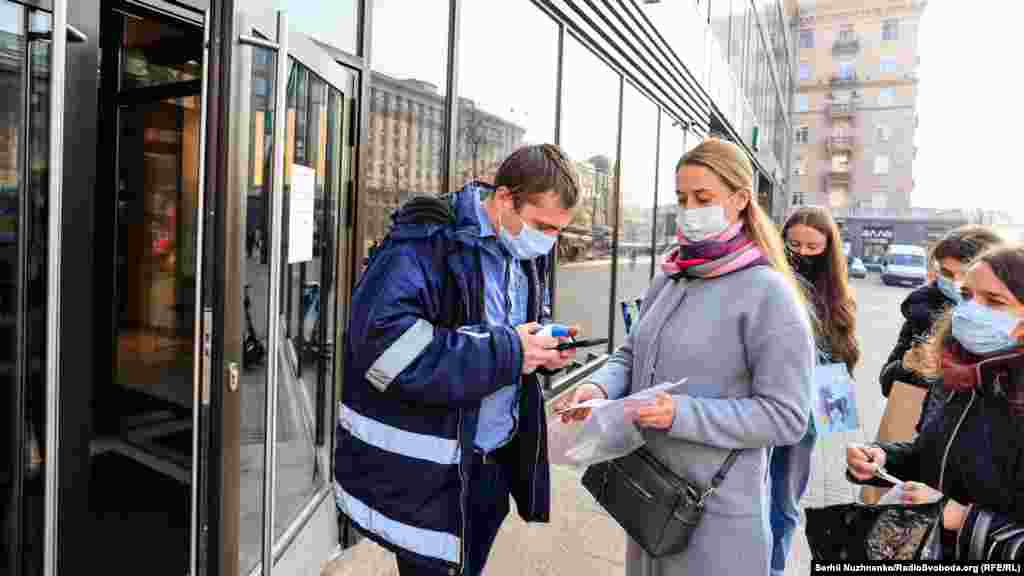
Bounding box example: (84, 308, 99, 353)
(555, 338, 609, 351)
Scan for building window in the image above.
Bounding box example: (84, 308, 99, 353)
(799, 62, 811, 81)
(793, 155, 807, 176)
(795, 94, 809, 112)
(872, 192, 888, 209)
(795, 126, 809, 144)
(880, 58, 897, 74)
(800, 29, 814, 48)
(838, 60, 856, 80)
(877, 124, 891, 142)
(874, 155, 890, 174)
(883, 19, 899, 41)
(878, 87, 895, 107)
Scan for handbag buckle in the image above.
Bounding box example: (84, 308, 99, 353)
(697, 486, 715, 506)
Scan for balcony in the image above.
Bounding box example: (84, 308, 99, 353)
(827, 168, 852, 186)
(832, 37, 861, 56)
(827, 136, 855, 153)
(830, 74, 859, 87)
(828, 101, 857, 120)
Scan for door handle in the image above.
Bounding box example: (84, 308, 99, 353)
(228, 362, 240, 392)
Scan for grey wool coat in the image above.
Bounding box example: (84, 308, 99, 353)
(588, 266, 815, 575)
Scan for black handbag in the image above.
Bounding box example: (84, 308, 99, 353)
(581, 446, 741, 558)
(804, 498, 947, 562)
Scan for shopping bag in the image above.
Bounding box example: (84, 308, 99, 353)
(813, 362, 860, 435)
(861, 380, 927, 504)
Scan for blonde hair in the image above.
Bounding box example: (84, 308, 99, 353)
(677, 137, 804, 301)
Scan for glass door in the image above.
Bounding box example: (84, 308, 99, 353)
(0, 3, 50, 574)
(217, 7, 353, 575)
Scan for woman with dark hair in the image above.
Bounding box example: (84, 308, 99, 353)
(769, 206, 860, 576)
(848, 244, 1024, 561)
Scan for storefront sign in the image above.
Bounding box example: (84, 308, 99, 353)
(861, 227, 894, 241)
(288, 164, 316, 263)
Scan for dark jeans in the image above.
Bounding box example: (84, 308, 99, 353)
(396, 452, 510, 576)
(769, 425, 816, 576)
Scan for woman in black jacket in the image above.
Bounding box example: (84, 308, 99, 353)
(849, 244, 1024, 561)
(879, 225, 1004, 400)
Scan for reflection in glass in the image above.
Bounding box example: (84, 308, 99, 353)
(1, 3, 48, 573)
(275, 57, 344, 542)
(121, 16, 202, 89)
(456, 0, 557, 186)
(362, 0, 449, 267)
(555, 37, 620, 347)
(656, 120, 686, 258)
(239, 46, 276, 576)
(273, 0, 360, 56)
(613, 86, 658, 347)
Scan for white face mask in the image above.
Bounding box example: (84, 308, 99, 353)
(677, 204, 730, 242)
(498, 206, 556, 260)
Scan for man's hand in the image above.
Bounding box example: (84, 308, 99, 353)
(847, 442, 887, 481)
(554, 382, 607, 423)
(516, 323, 561, 375)
(541, 324, 582, 372)
(633, 392, 676, 430)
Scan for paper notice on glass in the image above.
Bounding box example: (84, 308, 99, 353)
(548, 378, 687, 467)
(288, 164, 316, 264)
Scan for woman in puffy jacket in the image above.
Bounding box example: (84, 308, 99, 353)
(848, 244, 1024, 561)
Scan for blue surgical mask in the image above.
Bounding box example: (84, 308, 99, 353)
(951, 300, 1023, 356)
(677, 204, 730, 242)
(499, 211, 556, 260)
(936, 276, 963, 304)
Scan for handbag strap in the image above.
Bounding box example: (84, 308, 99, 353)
(699, 449, 743, 503)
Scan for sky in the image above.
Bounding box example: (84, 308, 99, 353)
(913, 1, 1024, 218)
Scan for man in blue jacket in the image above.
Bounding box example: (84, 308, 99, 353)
(336, 144, 582, 576)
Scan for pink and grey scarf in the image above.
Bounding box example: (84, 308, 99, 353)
(661, 222, 769, 279)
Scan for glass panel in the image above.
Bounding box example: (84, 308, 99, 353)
(108, 93, 200, 574)
(1, 4, 49, 574)
(655, 120, 685, 257)
(613, 85, 658, 347)
(239, 45, 276, 576)
(274, 58, 338, 541)
(121, 16, 202, 89)
(555, 37, 620, 350)
(455, 0, 557, 185)
(272, 0, 360, 56)
(361, 0, 449, 269)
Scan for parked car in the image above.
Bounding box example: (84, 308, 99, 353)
(862, 256, 884, 273)
(848, 257, 868, 279)
(881, 244, 929, 287)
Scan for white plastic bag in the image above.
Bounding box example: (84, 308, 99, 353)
(875, 482, 942, 506)
(549, 379, 687, 467)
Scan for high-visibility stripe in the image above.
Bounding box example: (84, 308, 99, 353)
(339, 403, 461, 465)
(336, 482, 460, 563)
(366, 318, 435, 391)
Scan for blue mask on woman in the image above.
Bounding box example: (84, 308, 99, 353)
(500, 217, 556, 260)
(951, 300, 1023, 356)
(936, 276, 963, 304)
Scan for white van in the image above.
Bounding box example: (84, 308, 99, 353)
(881, 244, 928, 287)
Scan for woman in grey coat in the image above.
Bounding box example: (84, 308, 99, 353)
(557, 138, 814, 575)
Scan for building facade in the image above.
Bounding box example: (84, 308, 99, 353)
(790, 0, 925, 214)
(2, 1, 796, 575)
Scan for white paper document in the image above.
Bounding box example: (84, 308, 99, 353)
(288, 164, 316, 264)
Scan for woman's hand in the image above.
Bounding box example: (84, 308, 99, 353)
(846, 442, 887, 481)
(555, 382, 607, 423)
(633, 392, 676, 430)
(900, 482, 968, 531)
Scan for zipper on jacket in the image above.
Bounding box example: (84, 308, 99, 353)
(458, 409, 467, 574)
(939, 390, 975, 493)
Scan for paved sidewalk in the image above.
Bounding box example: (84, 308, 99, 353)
(321, 463, 624, 576)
